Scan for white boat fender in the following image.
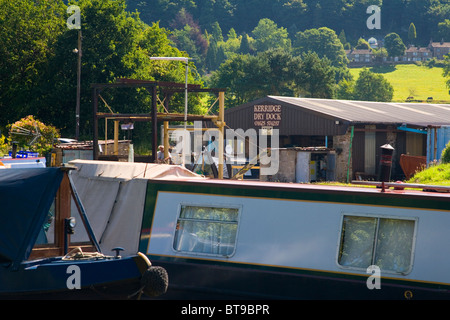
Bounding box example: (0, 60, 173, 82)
(137, 252, 169, 297)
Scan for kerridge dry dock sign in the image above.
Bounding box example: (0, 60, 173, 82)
(253, 104, 282, 127)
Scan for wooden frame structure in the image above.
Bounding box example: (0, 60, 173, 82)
(91, 78, 227, 178)
(29, 168, 98, 260)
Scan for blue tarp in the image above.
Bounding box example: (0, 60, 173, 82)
(0, 168, 63, 268)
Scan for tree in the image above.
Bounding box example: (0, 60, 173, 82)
(251, 18, 291, 53)
(437, 19, 450, 42)
(209, 21, 224, 42)
(293, 27, 348, 68)
(296, 52, 336, 98)
(8, 115, 60, 156)
(354, 69, 394, 102)
(170, 8, 208, 72)
(0, 0, 65, 131)
(239, 32, 252, 54)
(336, 79, 355, 100)
(441, 141, 450, 163)
(338, 29, 348, 47)
(384, 33, 406, 58)
(209, 54, 262, 106)
(1, 0, 199, 145)
(408, 22, 417, 45)
(441, 54, 450, 89)
(355, 38, 370, 50)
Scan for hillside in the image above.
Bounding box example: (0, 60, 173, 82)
(349, 65, 450, 103)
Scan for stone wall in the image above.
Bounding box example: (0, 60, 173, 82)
(260, 149, 296, 182)
(333, 128, 353, 182)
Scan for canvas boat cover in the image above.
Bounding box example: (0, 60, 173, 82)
(68, 160, 205, 257)
(0, 168, 63, 267)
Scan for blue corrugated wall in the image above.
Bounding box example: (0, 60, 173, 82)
(427, 126, 450, 164)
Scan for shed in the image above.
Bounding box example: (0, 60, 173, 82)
(225, 96, 450, 181)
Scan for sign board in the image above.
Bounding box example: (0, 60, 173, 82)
(261, 126, 273, 135)
(253, 104, 281, 127)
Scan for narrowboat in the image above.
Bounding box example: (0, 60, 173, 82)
(69, 160, 450, 300)
(0, 166, 168, 299)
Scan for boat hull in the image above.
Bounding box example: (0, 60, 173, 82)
(0, 254, 168, 300)
(150, 257, 450, 300)
(140, 179, 450, 300)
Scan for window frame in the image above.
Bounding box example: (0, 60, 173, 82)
(172, 203, 242, 258)
(336, 213, 418, 275)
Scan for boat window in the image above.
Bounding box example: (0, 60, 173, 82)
(338, 215, 415, 274)
(35, 200, 56, 245)
(173, 205, 239, 257)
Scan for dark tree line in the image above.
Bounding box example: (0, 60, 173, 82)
(127, 0, 450, 46)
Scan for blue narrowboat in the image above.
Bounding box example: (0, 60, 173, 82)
(0, 167, 168, 299)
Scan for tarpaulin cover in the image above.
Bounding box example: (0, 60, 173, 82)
(68, 160, 205, 257)
(0, 168, 63, 267)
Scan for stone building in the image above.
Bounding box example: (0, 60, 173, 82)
(428, 41, 450, 60)
(225, 96, 450, 182)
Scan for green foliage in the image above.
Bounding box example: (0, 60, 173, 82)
(408, 22, 417, 44)
(251, 18, 291, 53)
(384, 33, 406, 58)
(354, 69, 394, 102)
(293, 27, 348, 68)
(407, 163, 450, 186)
(351, 64, 448, 102)
(355, 38, 370, 50)
(296, 52, 336, 98)
(1, 0, 201, 148)
(437, 19, 450, 42)
(0, 135, 9, 157)
(441, 141, 450, 164)
(340, 68, 393, 102)
(442, 55, 450, 89)
(336, 79, 355, 100)
(8, 115, 60, 156)
(210, 49, 336, 107)
(0, 0, 65, 130)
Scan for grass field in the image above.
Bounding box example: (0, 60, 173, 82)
(348, 64, 450, 103)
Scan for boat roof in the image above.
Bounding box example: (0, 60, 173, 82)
(154, 175, 450, 198)
(0, 168, 63, 268)
(69, 160, 205, 180)
(70, 160, 450, 200)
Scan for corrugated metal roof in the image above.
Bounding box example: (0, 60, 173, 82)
(269, 96, 450, 126)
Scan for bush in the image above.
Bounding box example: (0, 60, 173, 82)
(442, 141, 450, 164)
(8, 115, 60, 156)
(0, 134, 9, 157)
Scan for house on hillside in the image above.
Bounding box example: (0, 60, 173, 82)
(225, 96, 450, 182)
(404, 46, 432, 62)
(345, 49, 374, 66)
(428, 41, 450, 60)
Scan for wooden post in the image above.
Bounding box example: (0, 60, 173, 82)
(55, 171, 71, 256)
(104, 118, 108, 155)
(93, 88, 99, 160)
(152, 85, 158, 162)
(114, 120, 119, 155)
(218, 91, 225, 179)
(164, 121, 169, 159)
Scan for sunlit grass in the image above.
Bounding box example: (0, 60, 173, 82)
(407, 163, 450, 186)
(349, 64, 450, 102)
